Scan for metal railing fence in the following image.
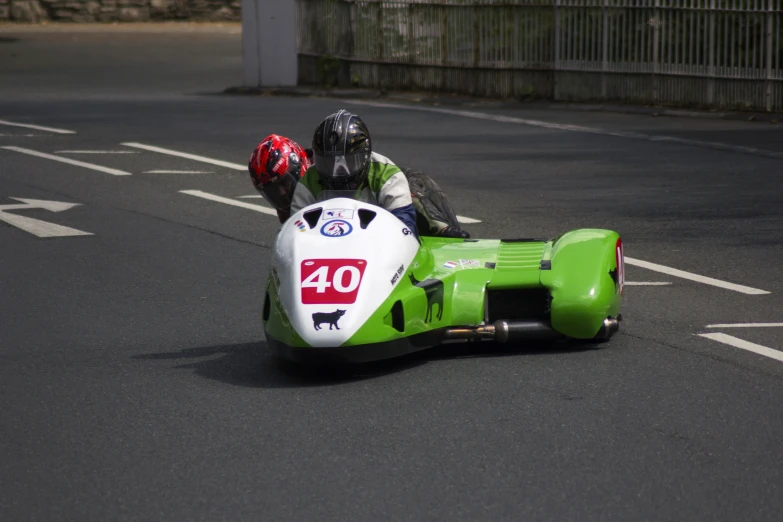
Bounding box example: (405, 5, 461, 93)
(296, 0, 783, 111)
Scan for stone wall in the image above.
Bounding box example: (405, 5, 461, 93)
(0, 0, 241, 22)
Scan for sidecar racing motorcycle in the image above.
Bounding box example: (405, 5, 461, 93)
(263, 198, 624, 364)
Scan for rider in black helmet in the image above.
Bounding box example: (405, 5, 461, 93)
(289, 109, 469, 238)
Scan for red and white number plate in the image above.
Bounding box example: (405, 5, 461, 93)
(301, 259, 367, 304)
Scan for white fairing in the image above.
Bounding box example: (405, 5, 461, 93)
(272, 198, 419, 347)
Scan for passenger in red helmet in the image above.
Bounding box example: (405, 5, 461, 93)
(248, 134, 311, 223)
(248, 130, 469, 237)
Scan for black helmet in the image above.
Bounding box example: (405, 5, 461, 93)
(312, 110, 371, 190)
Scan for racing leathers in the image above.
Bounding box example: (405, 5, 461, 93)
(403, 168, 467, 238)
(290, 151, 419, 236)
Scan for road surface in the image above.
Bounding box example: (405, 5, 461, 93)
(1, 25, 782, 521)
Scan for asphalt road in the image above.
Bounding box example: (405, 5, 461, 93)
(1, 26, 783, 521)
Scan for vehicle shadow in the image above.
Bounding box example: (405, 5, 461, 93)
(133, 338, 603, 389)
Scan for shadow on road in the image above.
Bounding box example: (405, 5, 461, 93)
(133, 339, 602, 389)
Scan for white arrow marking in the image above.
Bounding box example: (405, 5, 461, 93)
(9, 198, 81, 212)
(180, 190, 278, 216)
(2, 146, 131, 176)
(0, 119, 75, 134)
(0, 198, 92, 238)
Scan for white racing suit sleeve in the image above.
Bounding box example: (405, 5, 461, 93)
(378, 171, 414, 211)
(379, 171, 418, 236)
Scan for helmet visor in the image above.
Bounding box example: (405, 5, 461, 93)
(261, 172, 298, 209)
(314, 152, 366, 180)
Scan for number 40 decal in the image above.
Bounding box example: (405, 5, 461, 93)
(301, 259, 367, 304)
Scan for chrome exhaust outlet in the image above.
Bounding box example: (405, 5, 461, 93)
(496, 320, 563, 342)
(443, 324, 497, 341)
(595, 317, 620, 339)
(444, 320, 562, 343)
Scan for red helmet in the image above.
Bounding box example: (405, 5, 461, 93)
(248, 134, 310, 209)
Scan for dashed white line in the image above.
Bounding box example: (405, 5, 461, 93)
(144, 170, 214, 174)
(346, 100, 783, 161)
(1, 146, 132, 176)
(698, 333, 783, 363)
(0, 119, 76, 134)
(624, 256, 770, 295)
(237, 195, 264, 199)
(56, 150, 139, 154)
(625, 281, 672, 286)
(706, 323, 783, 329)
(122, 142, 245, 170)
(180, 190, 278, 216)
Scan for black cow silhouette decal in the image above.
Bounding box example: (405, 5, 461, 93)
(312, 309, 346, 330)
(408, 273, 444, 323)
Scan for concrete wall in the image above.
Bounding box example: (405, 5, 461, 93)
(0, 0, 240, 22)
(241, 0, 297, 87)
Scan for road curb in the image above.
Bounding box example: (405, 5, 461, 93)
(224, 85, 782, 124)
(0, 22, 242, 33)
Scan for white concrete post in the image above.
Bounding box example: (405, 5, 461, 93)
(242, 0, 298, 87)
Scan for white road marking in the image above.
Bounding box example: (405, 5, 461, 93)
(55, 150, 138, 154)
(8, 198, 82, 212)
(706, 323, 783, 329)
(144, 170, 214, 174)
(122, 142, 245, 170)
(346, 100, 783, 161)
(180, 190, 278, 216)
(0, 119, 75, 134)
(1, 146, 132, 176)
(237, 195, 264, 199)
(0, 198, 92, 238)
(624, 256, 770, 295)
(698, 333, 783, 363)
(625, 281, 672, 286)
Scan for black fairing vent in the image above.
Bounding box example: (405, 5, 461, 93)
(358, 208, 377, 229)
(391, 300, 404, 332)
(486, 288, 551, 323)
(263, 292, 271, 322)
(303, 207, 322, 228)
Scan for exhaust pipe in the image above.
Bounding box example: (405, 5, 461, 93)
(444, 320, 562, 343)
(444, 316, 621, 343)
(595, 317, 620, 339)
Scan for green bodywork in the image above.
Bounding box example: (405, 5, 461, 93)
(264, 229, 623, 357)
